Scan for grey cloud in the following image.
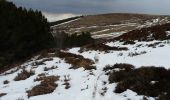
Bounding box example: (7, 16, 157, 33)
(8, 0, 170, 15)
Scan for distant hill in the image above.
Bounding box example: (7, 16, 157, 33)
(51, 13, 170, 39)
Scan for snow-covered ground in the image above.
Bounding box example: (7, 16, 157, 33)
(1, 40, 170, 100)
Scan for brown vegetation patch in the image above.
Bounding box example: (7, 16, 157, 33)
(27, 75, 60, 97)
(79, 43, 128, 52)
(108, 64, 170, 100)
(56, 51, 95, 70)
(14, 69, 35, 81)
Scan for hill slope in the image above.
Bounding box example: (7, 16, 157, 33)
(1, 39, 170, 100)
(51, 13, 170, 39)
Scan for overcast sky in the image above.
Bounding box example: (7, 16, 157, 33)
(8, 0, 170, 21)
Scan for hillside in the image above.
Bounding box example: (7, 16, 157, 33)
(1, 9, 170, 100)
(51, 13, 170, 39)
(1, 38, 170, 100)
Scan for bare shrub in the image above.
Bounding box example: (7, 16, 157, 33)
(14, 69, 35, 81)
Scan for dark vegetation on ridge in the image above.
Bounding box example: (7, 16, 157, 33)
(62, 32, 94, 48)
(0, 0, 55, 68)
(53, 31, 94, 49)
(115, 22, 170, 41)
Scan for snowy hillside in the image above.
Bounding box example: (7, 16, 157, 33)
(1, 39, 170, 100)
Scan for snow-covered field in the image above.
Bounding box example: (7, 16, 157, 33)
(1, 40, 170, 100)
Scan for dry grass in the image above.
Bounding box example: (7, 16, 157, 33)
(14, 69, 35, 81)
(57, 51, 95, 70)
(27, 75, 60, 97)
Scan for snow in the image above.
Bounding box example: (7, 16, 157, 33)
(42, 12, 79, 22)
(51, 18, 81, 28)
(166, 31, 170, 36)
(1, 40, 170, 100)
(92, 32, 125, 39)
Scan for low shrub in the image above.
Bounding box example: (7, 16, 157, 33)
(108, 64, 170, 99)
